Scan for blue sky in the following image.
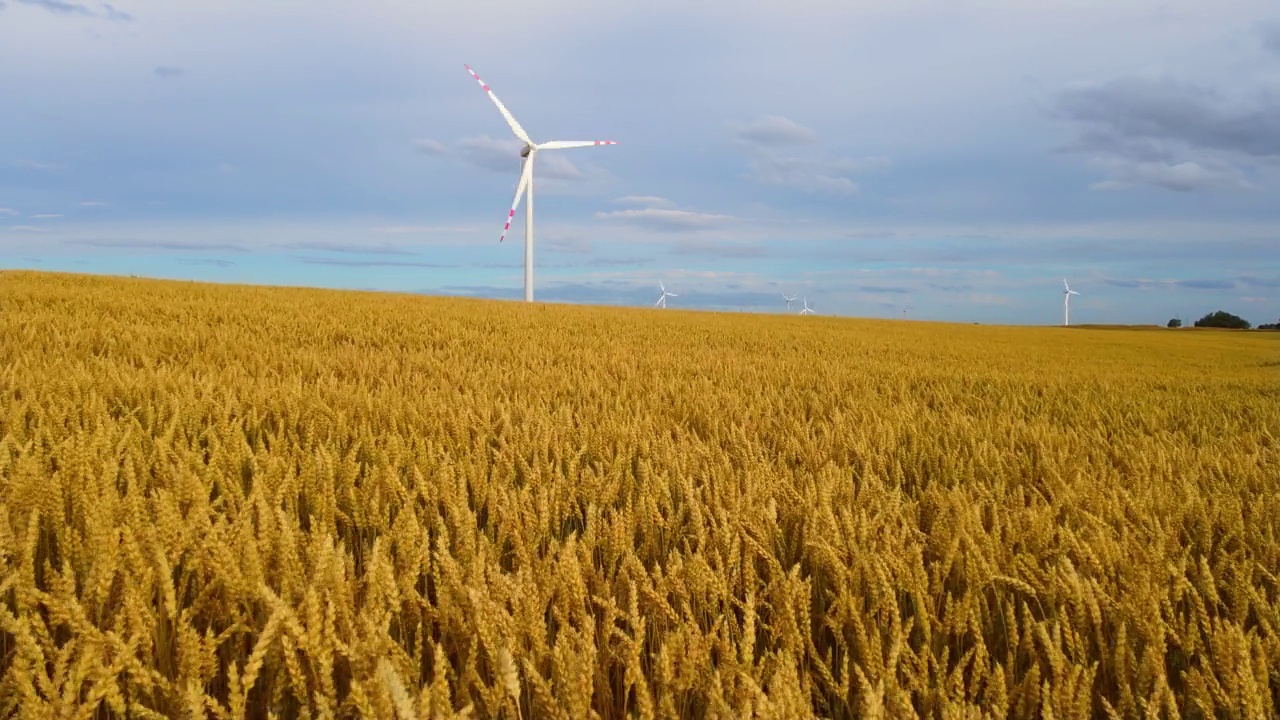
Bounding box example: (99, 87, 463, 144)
(2, 0, 1278, 325)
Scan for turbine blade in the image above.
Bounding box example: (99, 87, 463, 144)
(500, 158, 533, 243)
(464, 65, 533, 146)
(536, 140, 618, 150)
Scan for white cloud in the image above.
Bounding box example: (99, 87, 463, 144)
(0, 208, 18, 216)
(732, 115, 890, 195)
(373, 224, 477, 235)
(596, 208, 735, 232)
(412, 138, 448, 155)
(613, 195, 674, 207)
(30, 213, 63, 219)
(455, 135, 584, 180)
(79, 200, 109, 207)
(743, 149, 889, 195)
(14, 159, 64, 171)
(1088, 159, 1252, 193)
(734, 115, 817, 146)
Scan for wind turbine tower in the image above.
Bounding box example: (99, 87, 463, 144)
(1062, 279, 1080, 326)
(464, 65, 617, 302)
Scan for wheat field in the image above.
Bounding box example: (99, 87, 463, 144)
(0, 269, 1277, 719)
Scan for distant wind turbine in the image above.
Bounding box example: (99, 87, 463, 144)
(464, 64, 617, 303)
(782, 294, 796, 310)
(800, 298, 815, 315)
(655, 282, 677, 309)
(1062, 278, 1080, 326)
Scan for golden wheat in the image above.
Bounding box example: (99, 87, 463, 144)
(0, 269, 1277, 718)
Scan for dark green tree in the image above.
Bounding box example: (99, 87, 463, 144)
(1167, 318, 1182, 328)
(1259, 319, 1280, 331)
(1193, 311, 1251, 329)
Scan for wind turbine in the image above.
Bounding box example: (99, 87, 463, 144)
(800, 298, 815, 315)
(464, 64, 617, 302)
(655, 282, 677, 309)
(782, 294, 796, 310)
(1062, 278, 1080, 326)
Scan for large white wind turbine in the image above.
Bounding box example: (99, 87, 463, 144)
(1062, 278, 1080, 326)
(782, 293, 796, 310)
(655, 282, 677, 309)
(800, 298, 815, 315)
(464, 64, 617, 302)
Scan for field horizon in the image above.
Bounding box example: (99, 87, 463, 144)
(1, 269, 1277, 718)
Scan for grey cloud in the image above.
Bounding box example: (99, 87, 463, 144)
(859, 285, 912, 295)
(0, 208, 19, 216)
(1239, 275, 1280, 288)
(282, 241, 416, 256)
(846, 229, 898, 239)
(1175, 278, 1235, 290)
(177, 258, 236, 268)
(926, 283, 974, 292)
(14, 159, 64, 171)
(79, 200, 109, 207)
(154, 66, 184, 79)
(30, 213, 62, 219)
(543, 235, 593, 254)
(668, 240, 771, 258)
(412, 138, 448, 155)
(1055, 77, 1280, 158)
(64, 239, 249, 252)
(17, 0, 91, 15)
(596, 208, 735, 232)
(1103, 277, 1248, 291)
(455, 135, 583, 180)
(102, 3, 130, 20)
(584, 257, 653, 267)
(297, 256, 456, 268)
(1260, 22, 1280, 55)
(735, 116, 817, 146)
(1054, 75, 1280, 192)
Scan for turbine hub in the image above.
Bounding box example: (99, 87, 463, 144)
(520, 145, 533, 158)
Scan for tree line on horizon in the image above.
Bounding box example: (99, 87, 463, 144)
(1166, 310, 1279, 330)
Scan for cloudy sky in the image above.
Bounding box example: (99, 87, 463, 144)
(2, 0, 1278, 325)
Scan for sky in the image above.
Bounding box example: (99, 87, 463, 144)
(1, 0, 1279, 326)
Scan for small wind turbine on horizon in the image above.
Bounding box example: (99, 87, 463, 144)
(782, 294, 796, 311)
(1062, 278, 1080, 326)
(464, 64, 617, 303)
(655, 282, 677, 309)
(800, 298, 815, 315)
